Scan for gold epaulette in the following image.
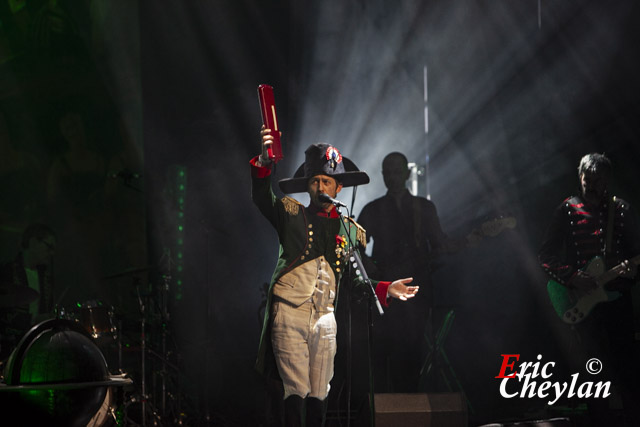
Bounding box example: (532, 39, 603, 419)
(282, 196, 303, 216)
(344, 217, 367, 248)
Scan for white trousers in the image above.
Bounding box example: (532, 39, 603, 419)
(271, 299, 337, 400)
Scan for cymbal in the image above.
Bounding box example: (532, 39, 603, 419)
(0, 376, 132, 391)
(103, 266, 151, 280)
(0, 286, 39, 307)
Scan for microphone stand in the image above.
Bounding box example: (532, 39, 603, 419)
(334, 204, 382, 427)
(335, 206, 383, 317)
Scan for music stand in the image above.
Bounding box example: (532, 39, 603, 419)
(419, 309, 474, 414)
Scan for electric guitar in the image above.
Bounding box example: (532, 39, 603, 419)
(547, 255, 640, 324)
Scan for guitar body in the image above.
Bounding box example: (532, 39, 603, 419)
(547, 256, 623, 324)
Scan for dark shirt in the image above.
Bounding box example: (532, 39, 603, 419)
(0, 253, 53, 358)
(358, 189, 447, 281)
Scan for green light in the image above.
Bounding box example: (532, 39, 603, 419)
(174, 166, 187, 303)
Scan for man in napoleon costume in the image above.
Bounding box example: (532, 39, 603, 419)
(250, 127, 419, 426)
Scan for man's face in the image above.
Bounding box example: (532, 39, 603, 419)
(308, 174, 343, 210)
(28, 235, 56, 267)
(382, 156, 410, 193)
(580, 170, 609, 205)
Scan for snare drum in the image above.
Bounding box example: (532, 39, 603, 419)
(77, 301, 117, 341)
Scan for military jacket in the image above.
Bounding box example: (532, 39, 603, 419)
(539, 195, 640, 287)
(251, 162, 389, 376)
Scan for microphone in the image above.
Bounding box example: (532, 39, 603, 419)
(110, 169, 142, 180)
(318, 193, 347, 208)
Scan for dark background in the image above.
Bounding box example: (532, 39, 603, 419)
(2, 0, 640, 425)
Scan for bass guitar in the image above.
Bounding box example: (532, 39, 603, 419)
(362, 215, 517, 278)
(547, 255, 640, 324)
(428, 215, 517, 260)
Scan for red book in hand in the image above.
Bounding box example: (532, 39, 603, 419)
(258, 84, 283, 163)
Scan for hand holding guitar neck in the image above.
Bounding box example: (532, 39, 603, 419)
(617, 259, 638, 279)
(257, 84, 283, 164)
(468, 216, 517, 246)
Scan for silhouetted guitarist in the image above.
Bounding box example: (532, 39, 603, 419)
(538, 153, 640, 426)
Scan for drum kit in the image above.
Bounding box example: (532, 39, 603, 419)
(0, 264, 186, 426)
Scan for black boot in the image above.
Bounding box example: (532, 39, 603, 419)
(306, 397, 327, 427)
(284, 395, 305, 427)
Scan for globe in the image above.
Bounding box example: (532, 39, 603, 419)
(1, 319, 113, 426)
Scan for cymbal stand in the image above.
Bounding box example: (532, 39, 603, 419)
(160, 266, 171, 417)
(136, 282, 147, 426)
(156, 248, 175, 420)
(118, 318, 123, 373)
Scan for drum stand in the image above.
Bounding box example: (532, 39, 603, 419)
(118, 281, 161, 427)
(147, 252, 184, 425)
(136, 283, 149, 426)
(117, 318, 123, 373)
(116, 280, 159, 426)
(149, 266, 176, 421)
(119, 253, 184, 426)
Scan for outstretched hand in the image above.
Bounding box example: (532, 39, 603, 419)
(388, 277, 419, 301)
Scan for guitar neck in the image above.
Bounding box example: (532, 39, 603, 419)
(596, 254, 640, 286)
(424, 216, 516, 262)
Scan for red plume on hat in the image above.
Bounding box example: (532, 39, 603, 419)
(278, 143, 370, 194)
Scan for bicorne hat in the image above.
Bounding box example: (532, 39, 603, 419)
(278, 143, 370, 194)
